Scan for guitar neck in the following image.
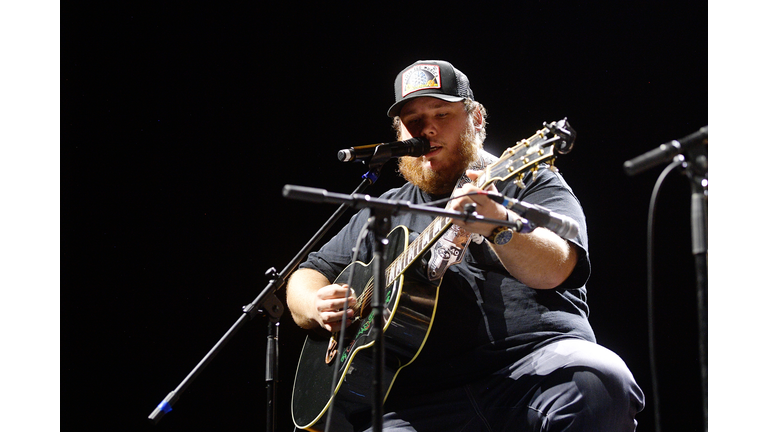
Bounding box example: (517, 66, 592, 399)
(382, 171, 497, 286)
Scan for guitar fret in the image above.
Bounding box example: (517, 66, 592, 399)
(406, 242, 416, 266)
(389, 256, 403, 285)
(432, 219, 444, 237)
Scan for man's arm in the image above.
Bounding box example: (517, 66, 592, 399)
(449, 170, 578, 289)
(286, 268, 357, 331)
(486, 223, 578, 289)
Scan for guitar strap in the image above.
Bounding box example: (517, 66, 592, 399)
(425, 149, 499, 281)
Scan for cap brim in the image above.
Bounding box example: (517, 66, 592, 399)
(387, 93, 466, 118)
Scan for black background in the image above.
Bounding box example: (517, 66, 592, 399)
(60, 2, 713, 431)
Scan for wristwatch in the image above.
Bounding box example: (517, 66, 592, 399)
(485, 225, 514, 245)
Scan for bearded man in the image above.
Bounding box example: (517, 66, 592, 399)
(286, 60, 644, 432)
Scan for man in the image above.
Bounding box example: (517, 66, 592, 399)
(287, 60, 644, 431)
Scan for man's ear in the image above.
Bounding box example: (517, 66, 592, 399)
(396, 119, 412, 141)
(472, 107, 484, 132)
(393, 117, 405, 140)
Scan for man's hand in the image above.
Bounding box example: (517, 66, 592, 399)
(448, 170, 511, 237)
(311, 284, 357, 332)
(287, 268, 358, 331)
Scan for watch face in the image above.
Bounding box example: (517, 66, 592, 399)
(494, 229, 514, 245)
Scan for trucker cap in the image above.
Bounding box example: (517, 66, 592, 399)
(387, 60, 474, 118)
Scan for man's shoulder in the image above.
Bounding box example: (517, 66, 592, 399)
(381, 182, 419, 199)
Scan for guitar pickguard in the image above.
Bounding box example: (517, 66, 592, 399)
(425, 224, 472, 281)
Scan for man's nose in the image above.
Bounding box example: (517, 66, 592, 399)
(419, 119, 438, 137)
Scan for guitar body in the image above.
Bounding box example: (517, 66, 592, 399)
(291, 225, 441, 431)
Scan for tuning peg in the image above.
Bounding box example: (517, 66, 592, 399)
(530, 165, 539, 182)
(548, 162, 559, 174)
(514, 174, 526, 189)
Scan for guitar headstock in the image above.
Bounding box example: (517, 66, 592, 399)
(478, 118, 576, 189)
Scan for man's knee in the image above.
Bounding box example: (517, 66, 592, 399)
(546, 341, 645, 431)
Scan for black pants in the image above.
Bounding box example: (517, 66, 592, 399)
(353, 339, 645, 432)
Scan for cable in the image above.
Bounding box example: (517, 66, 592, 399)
(646, 155, 686, 432)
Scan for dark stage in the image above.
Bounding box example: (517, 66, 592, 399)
(57, 2, 723, 431)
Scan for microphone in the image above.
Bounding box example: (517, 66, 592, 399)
(484, 192, 580, 240)
(338, 137, 430, 163)
(623, 126, 708, 176)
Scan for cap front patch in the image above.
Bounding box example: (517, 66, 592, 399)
(401, 64, 441, 97)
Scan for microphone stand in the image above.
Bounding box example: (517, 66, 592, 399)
(147, 160, 386, 432)
(282, 184, 528, 432)
(625, 132, 708, 432)
(683, 145, 708, 432)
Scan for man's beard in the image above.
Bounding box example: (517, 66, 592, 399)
(397, 126, 481, 196)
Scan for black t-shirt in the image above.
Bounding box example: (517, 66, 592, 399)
(299, 164, 595, 394)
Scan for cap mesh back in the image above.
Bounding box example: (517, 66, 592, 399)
(454, 68, 474, 100)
